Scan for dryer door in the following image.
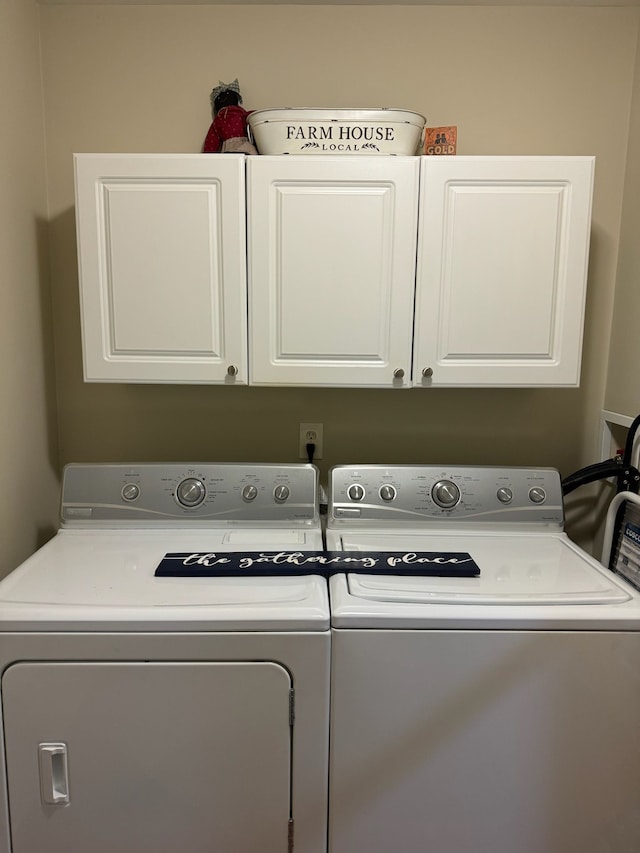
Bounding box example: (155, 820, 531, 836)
(3, 661, 292, 853)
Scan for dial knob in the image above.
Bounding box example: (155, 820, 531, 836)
(528, 487, 546, 504)
(176, 477, 206, 508)
(432, 480, 461, 509)
(347, 484, 365, 502)
(497, 487, 513, 504)
(274, 485, 290, 503)
(379, 484, 396, 502)
(121, 483, 140, 502)
(242, 484, 258, 502)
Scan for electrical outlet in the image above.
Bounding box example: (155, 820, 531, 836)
(299, 422, 323, 460)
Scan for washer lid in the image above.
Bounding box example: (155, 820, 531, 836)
(0, 529, 329, 632)
(334, 532, 631, 605)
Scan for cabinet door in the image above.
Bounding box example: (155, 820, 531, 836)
(248, 156, 419, 387)
(75, 154, 247, 383)
(414, 156, 594, 387)
(3, 661, 292, 853)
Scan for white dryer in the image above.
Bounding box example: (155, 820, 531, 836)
(0, 463, 329, 853)
(327, 464, 640, 853)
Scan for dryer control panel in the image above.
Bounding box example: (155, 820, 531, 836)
(61, 463, 319, 526)
(329, 465, 564, 527)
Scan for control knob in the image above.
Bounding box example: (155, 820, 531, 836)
(528, 487, 546, 504)
(242, 484, 258, 502)
(432, 480, 461, 509)
(274, 485, 290, 503)
(121, 483, 140, 502)
(176, 477, 206, 508)
(347, 484, 365, 502)
(379, 484, 397, 502)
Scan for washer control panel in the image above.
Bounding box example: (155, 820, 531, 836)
(329, 465, 563, 526)
(61, 463, 319, 526)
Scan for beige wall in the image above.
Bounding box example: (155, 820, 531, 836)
(606, 18, 640, 419)
(0, 0, 60, 576)
(38, 4, 640, 548)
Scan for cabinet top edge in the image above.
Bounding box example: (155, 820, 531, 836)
(73, 153, 596, 160)
(73, 152, 248, 159)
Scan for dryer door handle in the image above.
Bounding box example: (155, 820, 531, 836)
(38, 742, 70, 805)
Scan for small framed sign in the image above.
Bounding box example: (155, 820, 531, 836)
(424, 126, 457, 155)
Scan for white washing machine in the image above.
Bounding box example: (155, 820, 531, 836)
(327, 464, 640, 853)
(0, 463, 329, 853)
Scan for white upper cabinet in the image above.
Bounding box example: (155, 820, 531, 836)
(74, 153, 594, 388)
(247, 156, 420, 387)
(74, 154, 248, 383)
(413, 156, 594, 387)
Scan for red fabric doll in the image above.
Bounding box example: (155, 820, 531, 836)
(202, 79, 257, 155)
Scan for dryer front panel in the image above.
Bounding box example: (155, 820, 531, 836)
(3, 661, 292, 853)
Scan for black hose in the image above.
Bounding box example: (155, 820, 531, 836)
(561, 415, 640, 496)
(562, 459, 626, 495)
(622, 413, 640, 472)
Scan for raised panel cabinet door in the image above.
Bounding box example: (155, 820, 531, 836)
(3, 661, 292, 853)
(248, 156, 420, 387)
(414, 156, 594, 387)
(74, 154, 248, 383)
